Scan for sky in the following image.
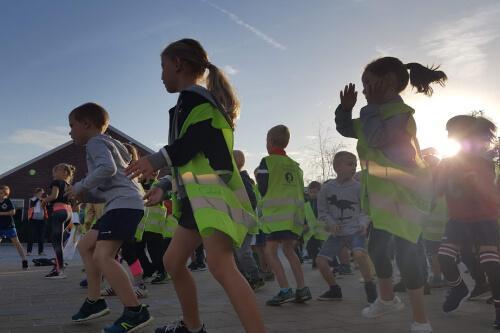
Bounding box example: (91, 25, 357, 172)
(1, 0, 499, 181)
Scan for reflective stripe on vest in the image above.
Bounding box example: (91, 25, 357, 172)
(173, 94, 256, 247)
(304, 201, 328, 242)
(354, 101, 431, 243)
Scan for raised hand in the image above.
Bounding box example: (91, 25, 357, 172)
(340, 83, 357, 111)
(125, 156, 156, 180)
(365, 80, 387, 105)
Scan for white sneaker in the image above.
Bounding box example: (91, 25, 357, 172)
(361, 296, 405, 318)
(411, 321, 433, 333)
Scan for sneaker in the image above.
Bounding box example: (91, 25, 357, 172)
(361, 297, 405, 318)
(262, 271, 275, 282)
(22, 260, 28, 270)
(72, 298, 110, 322)
(45, 268, 66, 279)
(266, 289, 295, 306)
(187, 262, 198, 271)
(134, 284, 148, 299)
(442, 282, 469, 313)
(155, 320, 207, 333)
(410, 321, 433, 333)
(468, 283, 491, 301)
(339, 264, 353, 275)
(249, 278, 265, 291)
(102, 304, 153, 333)
(194, 262, 207, 272)
(429, 276, 446, 289)
(364, 281, 377, 303)
(317, 285, 342, 301)
(294, 286, 312, 303)
(38, 252, 46, 256)
(393, 281, 406, 293)
(79, 278, 88, 288)
(101, 287, 116, 297)
(151, 272, 171, 284)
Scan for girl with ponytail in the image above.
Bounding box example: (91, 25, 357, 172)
(126, 39, 265, 333)
(335, 57, 447, 333)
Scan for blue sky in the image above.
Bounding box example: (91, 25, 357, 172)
(1, 0, 499, 181)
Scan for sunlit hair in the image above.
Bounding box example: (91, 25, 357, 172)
(365, 57, 447, 96)
(161, 38, 240, 127)
(267, 125, 290, 149)
(69, 102, 110, 132)
(446, 114, 496, 143)
(233, 150, 245, 170)
(52, 163, 76, 183)
(123, 142, 139, 162)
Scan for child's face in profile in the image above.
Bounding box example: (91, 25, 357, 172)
(161, 55, 180, 93)
(0, 189, 8, 199)
(52, 167, 67, 181)
(69, 116, 91, 146)
(308, 187, 320, 199)
(334, 157, 357, 181)
(36, 190, 44, 199)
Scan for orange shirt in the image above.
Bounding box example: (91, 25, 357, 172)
(437, 153, 499, 222)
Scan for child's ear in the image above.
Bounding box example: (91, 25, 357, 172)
(173, 56, 183, 72)
(82, 119, 92, 129)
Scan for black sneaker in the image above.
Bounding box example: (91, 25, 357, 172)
(155, 320, 207, 333)
(317, 285, 343, 301)
(443, 282, 469, 313)
(469, 283, 491, 301)
(45, 268, 66, 279)
(22, 260, 28, 270)
(188, 262, 198, 271)
(151, 272, 171, 284)
(339, 264, 353, 275)
(72, 298, 110, 322)
(294, 286, 312, 303)
(79, 278, 88, 288)
(249, 278, 265, 291)
(364, 281, 377, 303)
(195, 262, 207, 272)
(393, 281, 406, 293)
(103, 305, 153, 333)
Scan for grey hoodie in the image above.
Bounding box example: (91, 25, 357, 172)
(73, 134, 144, 214)
(317, 179, 370, 236)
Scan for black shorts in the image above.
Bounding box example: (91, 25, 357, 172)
(92, 209, 144, 241)
(266, 230, 299, 242)
(442, 220, 499, 248)
(177, 198, 198, 230)
(425, 240, 441, 255)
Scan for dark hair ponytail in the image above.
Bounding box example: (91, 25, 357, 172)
(405, 63, 447, 96)
(365, 57, 447, 96)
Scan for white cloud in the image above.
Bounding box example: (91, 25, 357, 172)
(6, 128, 70, 149)
(202, 0, 287, 51)
(421, 5, 500, 78)
(306, 135, 318, 140)
(223, 65, 239, 75)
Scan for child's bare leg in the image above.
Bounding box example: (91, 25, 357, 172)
(353, 250, 374, 282)
(164, 227, 202, 329)
(265, 240, 289, 288)
(94, 240, 139, 307)
(282, 240, 305, 289)
(378, 278, 395, 301)
(78, 230, 101, 300)
(316, 256, 336, 286)
(408, 288, 427, 323)
(11, 237, 26, 260)
(204, 231, 265, 333)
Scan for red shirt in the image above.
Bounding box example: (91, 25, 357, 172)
(437, 153, 499, 222)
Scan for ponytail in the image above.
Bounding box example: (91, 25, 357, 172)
(162, 38, 240, 127)
(405, 63, 447, 96)
(365, 57, 447, 96)
(206, 63, 240, 127)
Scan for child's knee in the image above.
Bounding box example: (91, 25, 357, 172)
(315, 255, 328, 267)
(352, 250, 367, 261)
(206, 255, 230, 281)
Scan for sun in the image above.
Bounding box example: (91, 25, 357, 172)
(435, 138, 461, 158)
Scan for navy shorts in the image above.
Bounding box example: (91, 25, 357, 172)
(442, 220, 499, 247)
(266, 230, 299, 242)
(318, 233, 366, 261)
(255, 231, 267, 246)
(0, 228, 17, 239)
(92, 209, 144, 241)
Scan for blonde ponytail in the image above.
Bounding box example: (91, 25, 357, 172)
(206, 63, 240, 127)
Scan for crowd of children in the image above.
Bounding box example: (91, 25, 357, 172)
(0, 38, 498, 333)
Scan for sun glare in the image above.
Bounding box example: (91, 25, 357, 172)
(435, 138, 461, 158)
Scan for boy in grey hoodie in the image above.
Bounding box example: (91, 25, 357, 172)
(65, 103, 152, 333)
(315, 151, 377, 303)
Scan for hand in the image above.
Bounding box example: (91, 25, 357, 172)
(125, 157, 156, 180)
(330, 224, 341, 235)
(365, 80, 387, 105)
(144, 187, 165, 207)
(340, 83, 357, 111)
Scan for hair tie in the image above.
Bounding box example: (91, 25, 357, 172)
(206, 62, 214, 70)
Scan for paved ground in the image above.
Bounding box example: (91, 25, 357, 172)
(0, 243, 497, 333)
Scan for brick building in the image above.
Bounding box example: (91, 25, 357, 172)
(0, 126, 155, 238)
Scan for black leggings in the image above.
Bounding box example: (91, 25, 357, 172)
(369, 228, 426, 290)
(135, 232, 170, 276)
(27, 219, 46, 254)
(50, 210, 70, 271)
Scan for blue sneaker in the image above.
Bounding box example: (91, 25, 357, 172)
(72, 298, 110, 322)
(102, 305, 153, 333)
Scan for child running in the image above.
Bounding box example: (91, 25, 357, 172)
(335, 56, 447, 333)
(125, 38, 265, 333)
(256, 125, 311, 306)
(43, 163, 76, 279)
(315, 151, 377, 303)
(67, 102, 152, 332)
(0, 185, 28, 269)
(436, 114, 500, 329)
